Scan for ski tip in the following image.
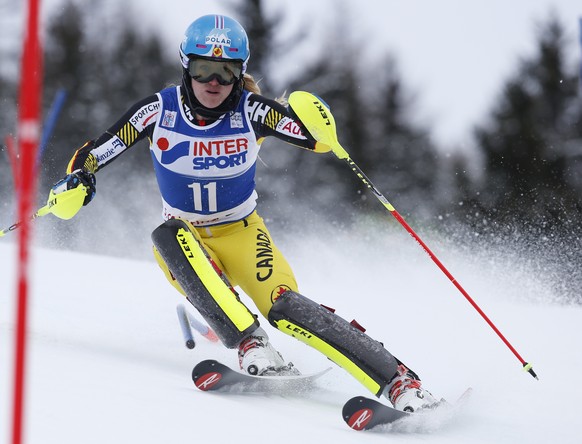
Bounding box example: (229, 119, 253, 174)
(342, 397, 375, 431)
(346, 408, 374, 431)
(194, 371, 223, 391)
(192, 360, 224, 391)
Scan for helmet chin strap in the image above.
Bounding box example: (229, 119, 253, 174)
(181, 70, 244, 120)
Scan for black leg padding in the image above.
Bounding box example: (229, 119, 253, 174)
(152, 219, 258, 348)
(268, 291, 398, 396)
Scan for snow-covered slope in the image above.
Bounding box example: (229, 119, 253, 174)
(1, 225, 580, 443)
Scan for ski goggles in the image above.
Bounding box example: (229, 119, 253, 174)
(187, 57, 243, 86)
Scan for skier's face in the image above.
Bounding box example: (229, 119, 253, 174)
(191, 77, 234, 110)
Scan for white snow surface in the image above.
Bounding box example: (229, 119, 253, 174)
(1, 226, 580, 443)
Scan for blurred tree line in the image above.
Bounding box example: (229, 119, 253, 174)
(0, 0, 580, 295)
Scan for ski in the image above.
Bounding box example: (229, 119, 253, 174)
(342, 388, 472, 431)
(192, 359, 331, 394)
(343, 396, 410, 430)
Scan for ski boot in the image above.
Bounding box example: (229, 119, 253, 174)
(238, 328, 300, 376)
(384, 364, 439, 412)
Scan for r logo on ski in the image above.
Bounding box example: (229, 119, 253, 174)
(195, 372, 222, 390)
(348, 409, 373, 430)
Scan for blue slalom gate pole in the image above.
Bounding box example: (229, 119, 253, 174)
(579, 18, 582, 96)
(37, 88, 67, 166)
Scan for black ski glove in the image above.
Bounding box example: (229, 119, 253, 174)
(51, 169, 96, 206)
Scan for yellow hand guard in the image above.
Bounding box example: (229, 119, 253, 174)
(288, 91, 347, 157)
(44, 185, 88, 220)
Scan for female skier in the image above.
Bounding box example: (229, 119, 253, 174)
(52, 14, 439, 412)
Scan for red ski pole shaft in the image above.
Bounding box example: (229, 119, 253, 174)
(286, 91, 537, 379)
(341, 157, 539, 380)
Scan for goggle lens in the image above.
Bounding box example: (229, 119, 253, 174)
(188, 58, 243, 86)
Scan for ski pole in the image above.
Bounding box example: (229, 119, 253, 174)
(0, 204, 51, 237)
(1, 211, 43, 237)
(176, 304, 219, 348)
(177, 304, 196, 349)
(0, 185, 88, 238)
(288, 91, 538, 380)
(185, 310, 219, 342)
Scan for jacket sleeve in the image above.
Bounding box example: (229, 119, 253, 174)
(66, 94, 160, 174)
(246, 93, 322, 151)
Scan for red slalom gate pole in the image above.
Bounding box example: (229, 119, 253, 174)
(12, 0, 43, 443)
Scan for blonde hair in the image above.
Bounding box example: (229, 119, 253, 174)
(243, 73, 261, 95)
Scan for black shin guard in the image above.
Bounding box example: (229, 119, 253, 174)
(268, 291, 398, 396)
(152, 219, 258, 348)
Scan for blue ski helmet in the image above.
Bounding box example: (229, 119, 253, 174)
(179, 15, 250, 118)
(180, 15, 250, 74)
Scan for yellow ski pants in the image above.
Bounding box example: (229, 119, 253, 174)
(154, 211, 298, 318)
